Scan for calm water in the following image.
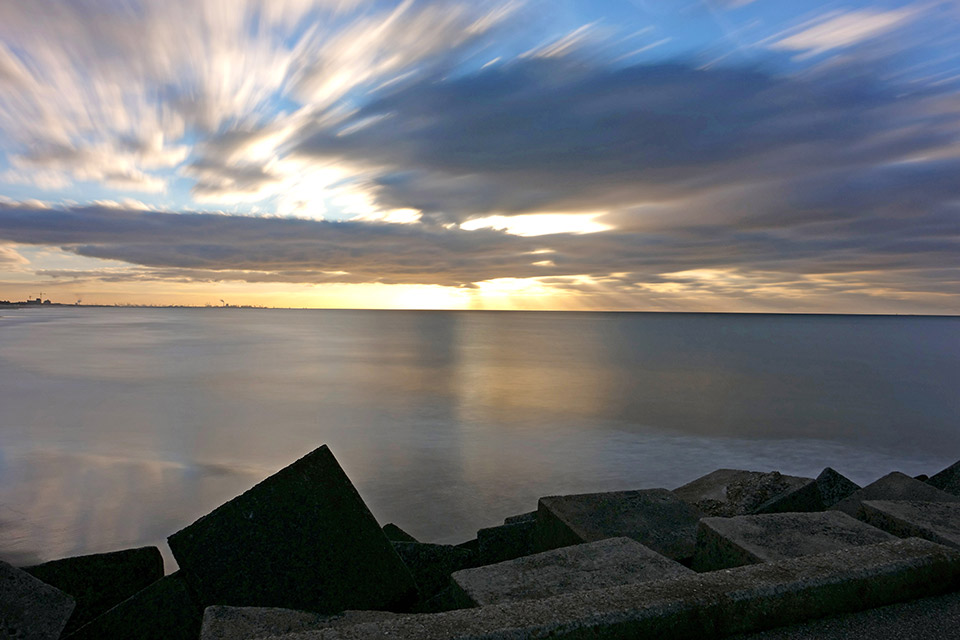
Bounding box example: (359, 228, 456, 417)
(1, 308, 957, 569)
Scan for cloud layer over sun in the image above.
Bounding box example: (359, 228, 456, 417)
(0, 0, 958, 311)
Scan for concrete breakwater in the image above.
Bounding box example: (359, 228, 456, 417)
(3, 445, 960, 640)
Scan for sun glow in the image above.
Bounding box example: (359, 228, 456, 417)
(460, 213, 612, 236)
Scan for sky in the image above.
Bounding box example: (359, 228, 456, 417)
(0, 0, 958, 312)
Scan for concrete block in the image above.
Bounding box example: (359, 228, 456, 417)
(66, 571, 202, 640)
(201, 606, 397, 640)
(382, 523, 418, 543)
(0, 558, 75, 640)
(831, 472, 960, 519)
(730, 590, 960, 640)
(477, 520, 536, 565)
(928, 459, 960, 497)
(391, 542, 475, 604)
(167, 445, 417, 613)
(673, 469, 812, 517)
(503, 511, 537, 525)
(859, 500, 960, 550)
(693, 511, 896, 572)
(451, 537, 693, 607)
(535, 488, 703, 561)
(265, 538, 960, 640)
(23, 546, 163, 635)
(754, 468, 860, 514)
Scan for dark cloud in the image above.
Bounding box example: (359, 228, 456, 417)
(0, 200, 957, 309)
(291, 58, 949, 223)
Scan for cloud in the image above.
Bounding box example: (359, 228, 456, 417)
(0, 243, 28, 267)
(0, 195, 956, 313)
(0, 0, 516, 197)
(770, 8, 916, 58)
(292, 57, 951, 224)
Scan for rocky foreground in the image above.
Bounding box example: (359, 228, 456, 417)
(3, 445, 960, 640)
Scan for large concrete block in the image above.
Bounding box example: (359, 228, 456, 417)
(201, 606, 397, 640)
(451, 537, 693, 607)
(831, 471, 960, 519)
(928, 459, 960, 497)
(673, 469, 812, 517)
(266, 538, 960, 640)
(859, 500, 960, 550)
(503, 511, 537, 525)
(535, 488, 703, 561)
(693, 511, 896, 572)
(754, 468, 860, 514)
(66, 571, 202, 640)
(167, 445, 417, 613)
(0, 558, 75, 640)
(23, 546, 163, 635)
(477, 520, 536, 565)
(391, 542, 475, 604)
(382, 523, 417, 543)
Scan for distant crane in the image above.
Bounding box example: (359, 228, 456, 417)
(220, 299, 227, 307)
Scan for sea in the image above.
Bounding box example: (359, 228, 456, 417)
(1, 307, 957, 570)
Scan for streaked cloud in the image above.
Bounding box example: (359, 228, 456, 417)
(0, 0, 958, 311)
(770, 8, 916, 58)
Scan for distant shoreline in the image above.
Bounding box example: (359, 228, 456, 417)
(0, 303, 957, 317)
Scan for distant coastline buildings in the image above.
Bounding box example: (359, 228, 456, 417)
(0, 297, 52, 306)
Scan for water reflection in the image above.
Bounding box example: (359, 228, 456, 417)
(0, 309, 957, 565)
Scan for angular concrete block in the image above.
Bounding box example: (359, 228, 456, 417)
(831, 471, 960, 519)
(0, 558, 75, 640)
(451, 537, 693, 607)
(23, 546, 163, 635)
(673, 469, 812, 517)
(66, 571, 202, 640)
(477, 520, 536, 565)
(391, 542, 475, 604)
(269, 538, 960, 640)
(754, 468, 860, 514)
(859, 500, 960, 550)
(382, 523, 418, 543)
(535, 488, 703, 561)
(928, 459, 960, 497)
(200, 606, 397, 640)
(693, 511, 896, 572)
(503, 511, 537, 525)
(168, 445, 417, 613)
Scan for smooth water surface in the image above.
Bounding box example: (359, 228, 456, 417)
(1, 308, 957, 568)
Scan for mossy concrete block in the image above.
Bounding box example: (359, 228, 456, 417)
(859, 500, 960, 549)
(831, 472, 960, 519)
(167, 445, 417, 613)
(65, 571, 202, 640)
(266, 538, 960, 640)
(754, 468, 860, 514)
(673, 469, 812, 517)
(503, 511, 537, 525)
(23, 546, 163, 635)
(0, 558, 75, 640)
(382, 523, 418, 543)
(477, 520, 536, 565)
(451, 537, 693, 607)
(535, 488, 703, 561)
(201, 606, 397, 640)
(391, 542, 475, 604)
(693, 511, 896, 572)
(928, 459, 960, 497)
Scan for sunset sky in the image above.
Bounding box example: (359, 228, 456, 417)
(0, 0, 958, 311)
